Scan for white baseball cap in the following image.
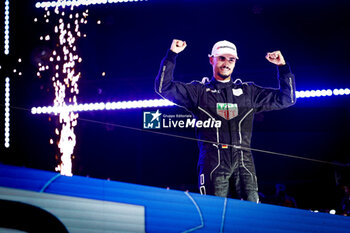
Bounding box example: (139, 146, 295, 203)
(209, 40, 239, 59)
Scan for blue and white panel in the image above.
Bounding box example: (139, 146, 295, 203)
(0, 187, 145, 233)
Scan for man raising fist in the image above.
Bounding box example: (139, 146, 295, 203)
(170, 39, 187, 54)
(155, 39, 296, 203)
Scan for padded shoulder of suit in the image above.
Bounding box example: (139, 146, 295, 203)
(188, 77, 210, 87)
(190, 80, 203, 84)
(234, 78, 255, 87)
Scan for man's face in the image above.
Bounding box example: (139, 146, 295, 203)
(210, 54, 236, 80)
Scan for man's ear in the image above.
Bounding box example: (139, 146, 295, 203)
(209, 56, 214, 65)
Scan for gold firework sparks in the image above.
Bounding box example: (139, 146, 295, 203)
(36, 2, 88, 176)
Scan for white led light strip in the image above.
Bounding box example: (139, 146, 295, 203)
(296, 88, 350, 98)
(30, 88, 350, 115)
(35, 0, 147, 8)
(4, 77, 10, 148)
(4, 0, 9, 55)
(31, 98, 175, 114)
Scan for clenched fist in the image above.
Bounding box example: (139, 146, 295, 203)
(265, 51, 286, 66)
(170, 39, 187, 54)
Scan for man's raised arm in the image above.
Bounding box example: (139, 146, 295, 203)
(252, 50, 296, 112)
(155, 39, 201, 110)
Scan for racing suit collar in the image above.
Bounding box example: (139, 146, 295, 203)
(209, 77, 235, 90)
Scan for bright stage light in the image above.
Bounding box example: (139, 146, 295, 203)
(31, 99, 175, 114)
(329, 209, 336, 215)
(295, 89, 340, 98)
(35, 0, 148, 8)
(30, 87, 350, 115)
(4, 77, 10, 148)
(4, 0, 10, 55)
(333, 88, 350, 96)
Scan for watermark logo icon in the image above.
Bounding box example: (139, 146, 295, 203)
(143, 110, 162, 129)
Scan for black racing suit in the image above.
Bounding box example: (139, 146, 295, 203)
(155, 50, 296, 202)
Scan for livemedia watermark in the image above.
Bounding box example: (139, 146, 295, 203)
(143, 110, 221, 129)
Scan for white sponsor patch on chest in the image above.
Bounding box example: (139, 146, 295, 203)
(232, 88, 243, 96)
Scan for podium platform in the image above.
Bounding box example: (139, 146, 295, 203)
(0, 163, 349, 233)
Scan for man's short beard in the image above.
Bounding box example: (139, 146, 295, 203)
(218, 72, 231, 79)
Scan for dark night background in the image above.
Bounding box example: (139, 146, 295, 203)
(1, 0, 350, 213)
